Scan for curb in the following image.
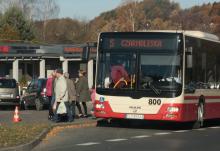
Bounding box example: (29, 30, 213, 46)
(0, 120, 98, 151)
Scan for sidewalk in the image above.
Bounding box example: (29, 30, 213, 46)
(0, 102, 98, 151)
(0, 117, 97, 151)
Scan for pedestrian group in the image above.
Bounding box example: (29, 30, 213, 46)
(46, 68, 93, 122)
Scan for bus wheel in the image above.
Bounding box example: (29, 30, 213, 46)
(193, 102, 204, 129)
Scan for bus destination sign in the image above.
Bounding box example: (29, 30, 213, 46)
(112, 39, 162, 48)
(102, 38, 177, 50)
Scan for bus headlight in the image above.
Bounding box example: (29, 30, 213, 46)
(96, 103, 105, 109)
(167, 107, 179, 113)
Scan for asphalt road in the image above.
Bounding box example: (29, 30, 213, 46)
(32, 119, 220, 151)
(0, 109, 52, 124)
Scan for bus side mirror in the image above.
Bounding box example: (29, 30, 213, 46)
(82, 46, 90, 61)
(186, 47, 193, 68)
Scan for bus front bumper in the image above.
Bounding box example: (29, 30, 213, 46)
(94, 101, 198, 122)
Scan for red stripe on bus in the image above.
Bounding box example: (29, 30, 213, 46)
(94, 100, 220, 122)
(185, 96, 220, 100)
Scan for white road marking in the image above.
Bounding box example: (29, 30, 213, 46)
(209, 126, 220, 129)
(76, 142, 100, 146)
(154, 132, 171, 135)
(131, 135, 151, 139)
(106, 138, 128, 142)
(173, 130, 190, 133)
(195, 128, 207, 131)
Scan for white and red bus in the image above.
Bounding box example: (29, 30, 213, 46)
(94, 31, 220, 128)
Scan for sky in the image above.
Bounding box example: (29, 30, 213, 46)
(57, 0, 219, 20)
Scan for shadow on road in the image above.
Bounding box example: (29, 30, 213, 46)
(0, 105, 48, 111)
(96, 118, 220, 130)
(0, 106, 17, 111)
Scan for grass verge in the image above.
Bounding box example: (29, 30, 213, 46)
(0, 123, 50, 148)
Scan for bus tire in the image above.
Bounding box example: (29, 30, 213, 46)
(193, 101, 204, 129)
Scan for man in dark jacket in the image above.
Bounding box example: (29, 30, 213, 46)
(76, 70, 90, 117)
(64, 72, 76, 122)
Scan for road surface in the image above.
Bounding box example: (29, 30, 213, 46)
(32, 119, 220, 151)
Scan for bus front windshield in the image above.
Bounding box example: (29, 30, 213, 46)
(97, 52, 136, 89)
(97, 52, 182, 92)
(139, 53, 182, 94)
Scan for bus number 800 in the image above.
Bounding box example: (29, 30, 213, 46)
(148, 99, 161, 105)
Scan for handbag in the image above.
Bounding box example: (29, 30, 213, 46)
(57, 102, 67, 114)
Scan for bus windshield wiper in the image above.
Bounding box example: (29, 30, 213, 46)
(148, 82, 161, 95)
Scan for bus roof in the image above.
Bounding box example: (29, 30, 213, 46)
(141, 30, 220, 42)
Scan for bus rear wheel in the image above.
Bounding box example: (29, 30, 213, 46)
(193, 102, 204, 129)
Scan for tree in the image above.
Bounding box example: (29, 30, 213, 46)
(0, 24, 20, 40)
(120, 0, 139, 31)
(0, 0, 60, 42)
(176, 4, 213, 32)
(0, 0, 38, 20)
(0, 6, 35, 40)
(210, 2, 220, 36)
(35, 0, 60, 41)
(14, 0, 39, 20)
(35, 18, 90, 44)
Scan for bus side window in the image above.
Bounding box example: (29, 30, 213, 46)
(185, 47, 194, 93)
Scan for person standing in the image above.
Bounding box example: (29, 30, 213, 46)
(64, 72, 76, 122)
(53, 68, 68, 122)
(76, 70, 91, 117)
(51, 70, 57, 121)
(46, 72, 54, 120)
(75, 78, 83, 117)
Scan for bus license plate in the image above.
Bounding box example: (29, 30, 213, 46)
(126, 114, 144, 119)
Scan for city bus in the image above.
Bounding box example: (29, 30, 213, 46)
(94, 30, 220, 128)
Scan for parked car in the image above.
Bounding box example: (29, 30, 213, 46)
(0, 78, 20, 106)
(20, 78, 49, 111)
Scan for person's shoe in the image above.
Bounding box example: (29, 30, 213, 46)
(52, 117, 60, 123)
(78, 114, 83, 118)
(83, 114, 88, 118)
(48, 116, 53, 120)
